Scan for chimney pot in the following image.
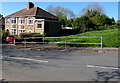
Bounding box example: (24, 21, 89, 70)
(27, 2, 34, 10)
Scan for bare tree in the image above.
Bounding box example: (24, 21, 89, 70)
(88, 3, 104, 14)
(47, 5, 75, 19)
(80, 3, 104, 16)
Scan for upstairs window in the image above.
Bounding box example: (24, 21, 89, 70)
(38, 21, 42, 29)
(6, 18, 10, 25)
(11, 18, 16, 25)
(28, 17, 33, 25)
(19, 17, 25, 25)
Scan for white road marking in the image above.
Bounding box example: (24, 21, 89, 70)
(6, 57, 48, 63)
(87, 65, 119, 70)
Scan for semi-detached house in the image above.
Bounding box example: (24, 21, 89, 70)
(5, 2, 61, 36)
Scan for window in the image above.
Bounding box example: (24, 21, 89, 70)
(19, 17, 25, 25)
(28, 17, 33, 25)
(18, 30, 25, 35)
(38, 21, 42, 29)
(6, 18, 10, 25)
(11, 18, 16, 25)
(10, 29, 16, 35)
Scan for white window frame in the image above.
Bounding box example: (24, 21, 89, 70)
(6, 18, 10, 25)
(27, 30, 33, 33)
(37, 21, 42, 29)
(19, 17, 25, 25)
(10, 28, 16, 35)
(11, 17, 16, 25)
(18, 29, 25, 35)
(27, 17, 33, 25)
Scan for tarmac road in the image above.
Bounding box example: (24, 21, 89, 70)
(1, 44, 119, 81)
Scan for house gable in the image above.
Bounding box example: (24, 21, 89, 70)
(5, 2, 61, 36)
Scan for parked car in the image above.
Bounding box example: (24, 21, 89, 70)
(6, 35, 16, 43)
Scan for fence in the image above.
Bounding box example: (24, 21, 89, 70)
(14, 37, 103, 51)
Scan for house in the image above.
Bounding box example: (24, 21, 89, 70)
(0, 14, 5, 30)
(116, 20, 120, 23)
(5, 2, 61, 36)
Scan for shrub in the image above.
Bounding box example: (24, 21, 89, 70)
(2, 31, 10, 43)
(96, 26, 107, 30)
(19, 33, 42, 38)
(31, 33, 42, 37)
(96, 24, 119, 30)
(19, 33, 42, 43)
(107, 25, 119, 29)
(19, 33, 32, 38)
(15, 36, 23, 44)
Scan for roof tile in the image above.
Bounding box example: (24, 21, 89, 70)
(6, 7, 58, 19)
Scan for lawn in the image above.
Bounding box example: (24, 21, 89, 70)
(0, 28, 2, 37)
(44, 29, 118, 47)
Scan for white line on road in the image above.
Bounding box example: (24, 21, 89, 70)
(87, 65, 119, 70)
(7, 57, 48, 63)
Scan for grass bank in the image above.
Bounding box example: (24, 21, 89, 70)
(44, 29, 118, 47)
(0, 28, 2, 37)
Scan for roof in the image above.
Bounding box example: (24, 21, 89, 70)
(5, 7, 58, 19)
(116, 20, 120, 23)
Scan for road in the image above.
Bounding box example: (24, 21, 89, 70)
(1, 44, 119, 81)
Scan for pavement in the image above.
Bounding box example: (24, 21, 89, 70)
(2, 44, 118, 53)
(1, 44, 119, 82)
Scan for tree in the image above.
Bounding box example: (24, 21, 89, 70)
(47, 5, 75, 27)
(90, 14, 112, 26)
(98, 15, 112, 26)
(110, 17, 115, 24)
(73, 15, 95, 33)
(81, 3, 104, 16)
(47, 5, 75, 19)
(66, 18, 74, 27)
(56, 13, 67, 27)
(79, 3, 113, 30)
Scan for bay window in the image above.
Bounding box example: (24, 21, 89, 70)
(10, 29, 16, 35)
(19, 17, 25, 25)
(11, 18, 16, 25)
(6, 18, 10, 25)
(18, 29, 25, 35)
(28, 17, 33, 25)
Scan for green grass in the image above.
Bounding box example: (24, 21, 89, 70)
(0, 28, 2, 37)
(44, 29, 119, 47)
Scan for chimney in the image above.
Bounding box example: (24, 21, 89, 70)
(27, 2, 34, 10)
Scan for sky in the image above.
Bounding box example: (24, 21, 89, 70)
(1, 2, 119, 21)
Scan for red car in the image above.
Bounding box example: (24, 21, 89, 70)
(6, 35, 16, 43)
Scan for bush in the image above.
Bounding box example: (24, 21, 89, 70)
(107, 25, 119, 29)
(96, 24, 119, 30)
(19, 33, 43, 43)
(19, 33, 42, 38)
(19, 33, 32, 38)
(15, 36, 23, 43)
(31, 33, 42, 37)
(97, 26, 107, 30)
(2, 31, 10, 43)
